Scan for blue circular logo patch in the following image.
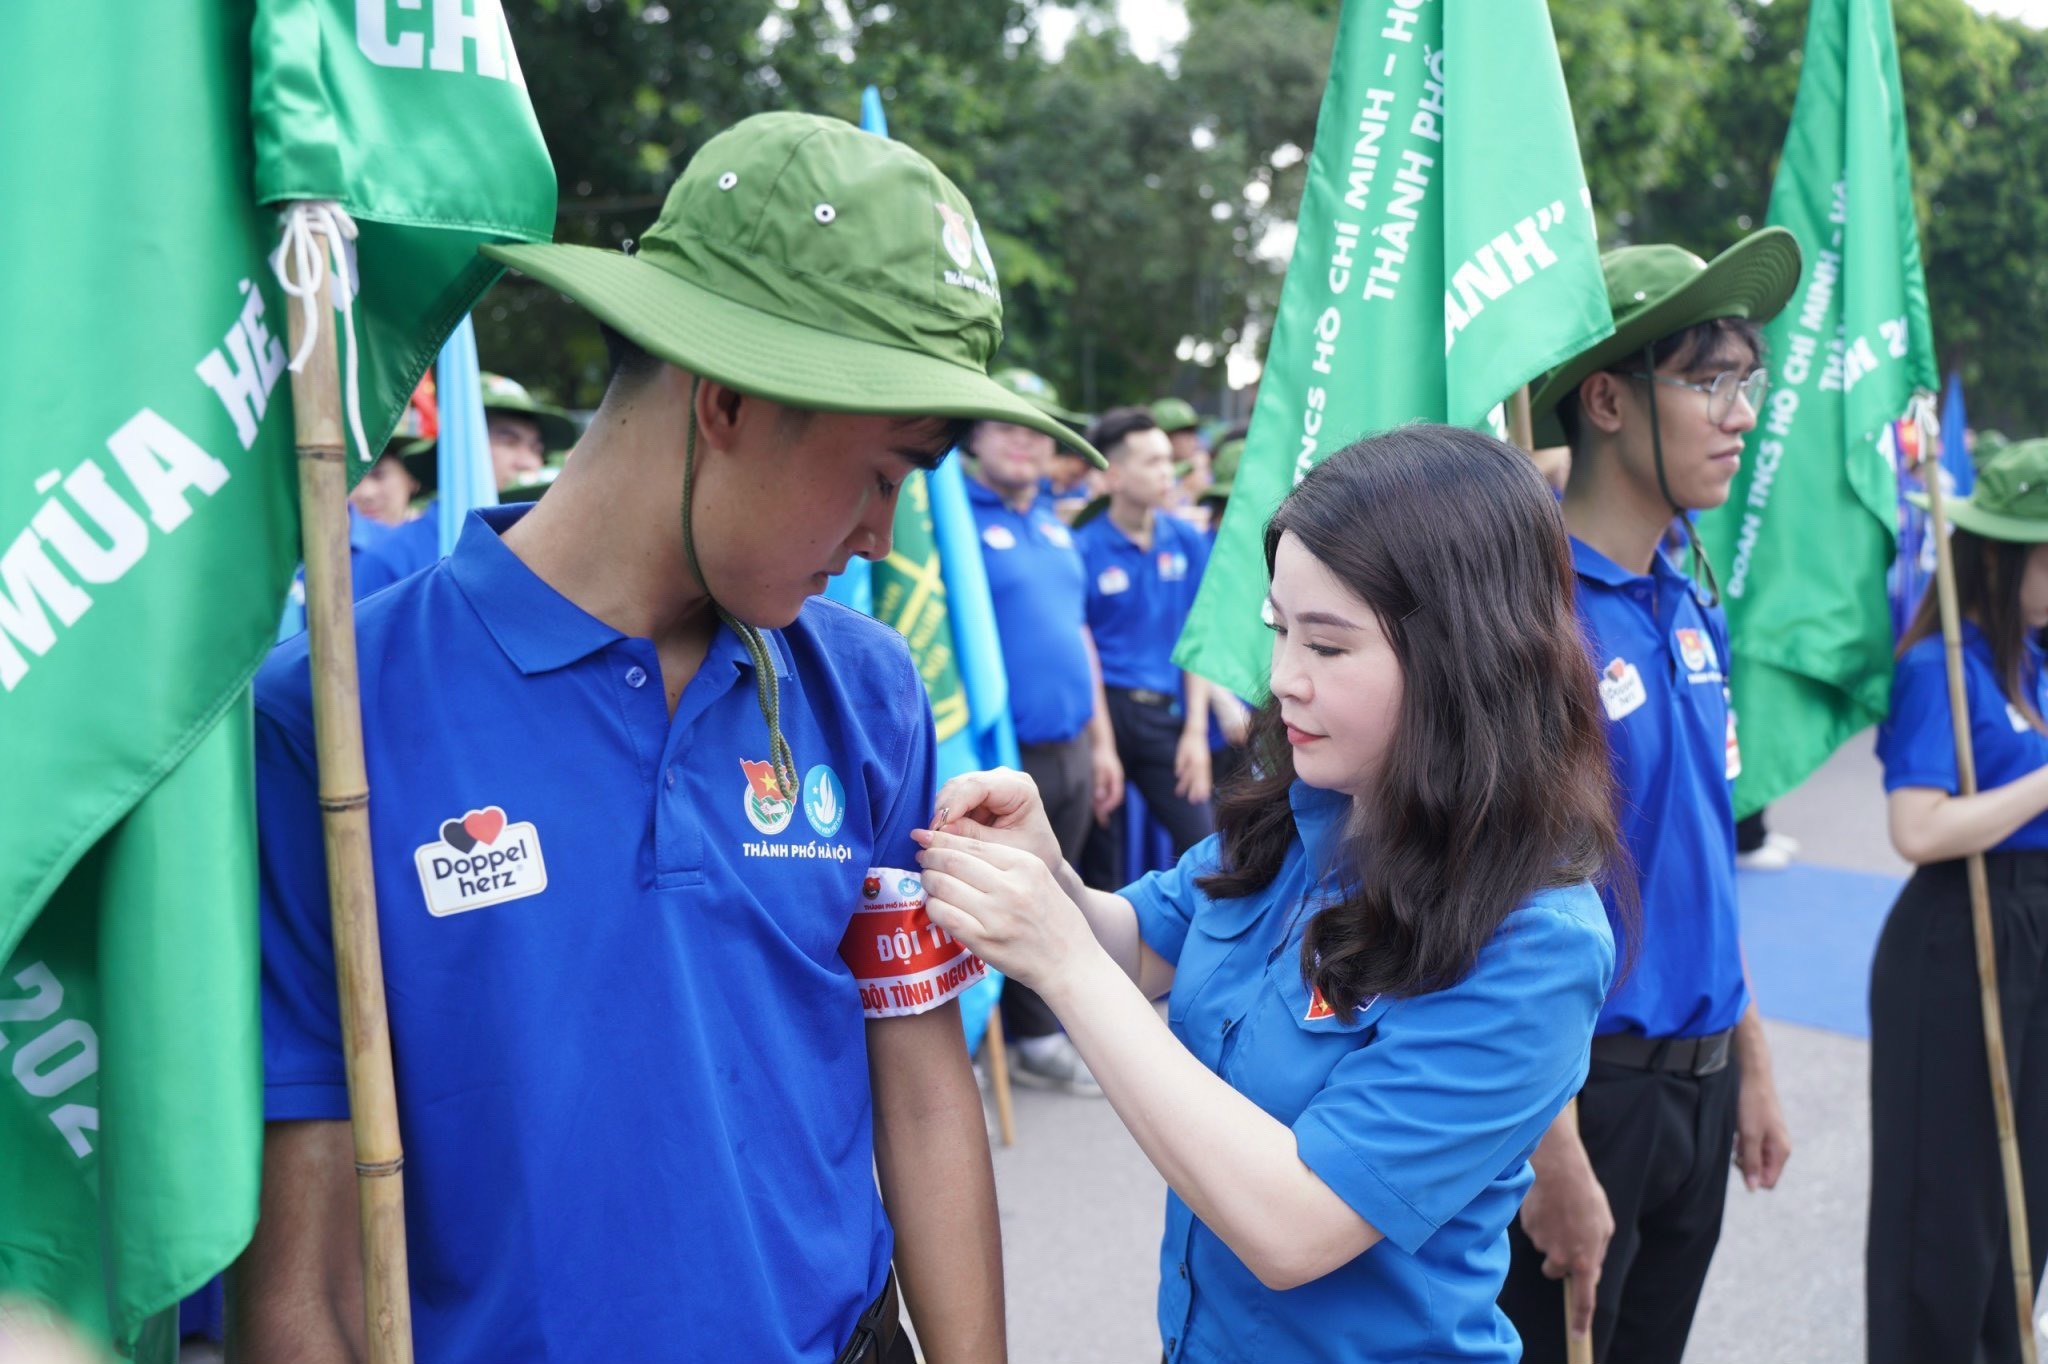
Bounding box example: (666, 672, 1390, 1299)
(801, 764, 846, 839)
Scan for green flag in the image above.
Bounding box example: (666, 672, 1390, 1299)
(874, 472, 973, 749)
(1696, 0, 1937, 817)
(0, 3, 553, 1356)
(1176, 0, 1612, 700)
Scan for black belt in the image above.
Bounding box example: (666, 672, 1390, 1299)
(1114, 687, 1179, 710)
(833, 1268, 901, 1364)
(1591, 1027, 1733, 1077)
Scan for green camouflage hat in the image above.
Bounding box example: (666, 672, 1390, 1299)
(483, 112, 1104, 467)
(480, 372, 579, 451)
(1151, 396, 1200, 433)
(993, 367, 1089, 428)
(1909, 438, 2048, 543)
(1528, 228, 1802, 445)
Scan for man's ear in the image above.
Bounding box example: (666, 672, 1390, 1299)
(1576, 371, 1629, 437)
(688, 373, 751, 457)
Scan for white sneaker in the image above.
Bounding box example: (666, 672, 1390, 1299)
(1736, 841, 1794, 872)
(1764, 830, 1802, 857)
(1008, 1033, 1104, 1097)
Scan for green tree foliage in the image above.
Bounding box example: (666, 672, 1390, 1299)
(482, 0, 2048, 435)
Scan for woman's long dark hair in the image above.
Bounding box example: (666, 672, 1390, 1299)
(1197, 424, 1632, 1016)
(1897, 528, 2048, 733)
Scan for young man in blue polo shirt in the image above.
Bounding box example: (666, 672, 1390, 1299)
(1074, 407, 1215, 888)
(234, 113, 1101, 1364)
(964, 369, 1121, 1094)
(1498, 235, 1800, 1364)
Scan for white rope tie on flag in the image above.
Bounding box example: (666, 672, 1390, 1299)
(273, 201, 371, 468)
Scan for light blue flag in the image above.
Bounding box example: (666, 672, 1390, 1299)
(436, 315, 498, 554)
(821, 86, 893, 616)
(848, 83, 1009, 1050)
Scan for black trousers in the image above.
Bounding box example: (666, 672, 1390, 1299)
(1077, 689, 1214, 891)
(1868, 854, 2048, 1364)
(1500, 1059, 1740, 1364)
(1002, 733, 1096, 1041)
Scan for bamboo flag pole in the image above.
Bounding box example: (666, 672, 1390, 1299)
(1505, 383, 1593, 1364)
(279, 209, 416, 1364)
(1916, 409, 2039, 1363)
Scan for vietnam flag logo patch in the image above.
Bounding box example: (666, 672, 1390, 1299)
(741, 758, 795, 836)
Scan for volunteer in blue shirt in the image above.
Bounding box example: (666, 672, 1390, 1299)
(1501, 235, 1799, 1364)
(235, 113, 1104, 1364)
(1870, 437, 2048, 1364)
(914, 426, 1620, 1363)
(965, 368, 1124, 1095)
(1074, 406, 1216, 888)
(374, 373, 580, 582)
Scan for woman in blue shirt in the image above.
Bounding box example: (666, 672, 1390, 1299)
(1870, 438, 2048, 1364)
(915, 424, 1625, 1362)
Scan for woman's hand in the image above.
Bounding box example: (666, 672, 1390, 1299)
(931, 768, 1063, 873)
(914, 828, 1101, 995)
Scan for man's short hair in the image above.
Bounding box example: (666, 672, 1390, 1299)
(1087, 406, 1160, 461)
(1556, 316, 1764, 449)
(599, 322, 665, 391)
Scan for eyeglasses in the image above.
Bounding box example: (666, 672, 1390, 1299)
(1624, 367, 1769, 427)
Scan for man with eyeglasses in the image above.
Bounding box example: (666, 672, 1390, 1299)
(1497, 234, 1801, 1364)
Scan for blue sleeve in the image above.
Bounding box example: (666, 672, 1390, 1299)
(1879, 645, 1962, 795)
(870, 649, 938, 871)
(253, 660, 351, 1121)
(1122, 833, 1226, 965)
(1292, 895, 1614, 1255)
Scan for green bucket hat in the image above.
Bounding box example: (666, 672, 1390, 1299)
(1909, 438, 2048, 543)
(396, 436, 439, 494)
(1201, 435, 1245, 504)
(480, 373, 579, 451)
(498, 459, 566, 505)
(481, 111, 1103, 468)
(993, 367, 1089, 428)
(1527, 227, 1803, 446)
(1975, 429, 2012, 468)
(1151, 396, 1200, 434)
(1072, 493, 1110, 528)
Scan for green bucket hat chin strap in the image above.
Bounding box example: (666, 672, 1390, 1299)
(679, 376, 800, 802)
(1637, 345, 1721, 608)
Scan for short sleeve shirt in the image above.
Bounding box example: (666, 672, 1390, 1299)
(255, 506, 979, 1363)
(966, 477, 1095, 745)
(1571, 537, 1746, 1040)
(1122, 782, 1615, 1364)
(1076, 510, 1211, 697)
(1879, 622, 2048, 850)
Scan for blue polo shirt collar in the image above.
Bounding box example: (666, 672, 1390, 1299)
(965, 471, 1036, 515)
(448, 505, 791, 680)
(1289, 780, 1351, 886)
(1570, 533, 1705, 602)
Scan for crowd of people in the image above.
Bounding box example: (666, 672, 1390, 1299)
(217, 110, 2048, 1364)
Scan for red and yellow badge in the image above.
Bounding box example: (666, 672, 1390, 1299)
(1305, 985, 1336, 1021)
